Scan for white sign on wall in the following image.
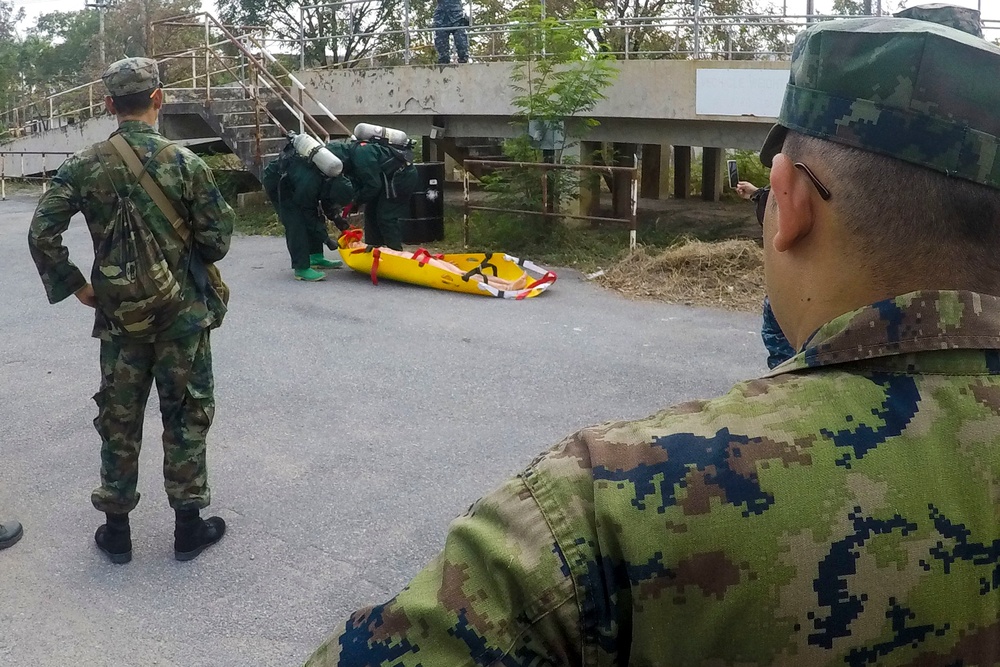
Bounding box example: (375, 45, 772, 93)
(695, 69, 789, 118)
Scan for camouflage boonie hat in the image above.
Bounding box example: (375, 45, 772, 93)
(760, 17, 1000, 190)
(102, 57, 160, 97)
(895, 3, 982, 38)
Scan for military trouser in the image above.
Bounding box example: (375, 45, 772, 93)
(279, 206, 329, 270)
(363, 166, 418, 251)
(91, 329, 215, 514)
(433, 23, 469, 63)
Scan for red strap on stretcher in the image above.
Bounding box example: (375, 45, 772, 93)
(370, 247, 381, 285)
(340, 227, 364, 247)
(515, 271, 557, 300)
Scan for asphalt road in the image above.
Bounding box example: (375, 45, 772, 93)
(0, 190, 763, 666)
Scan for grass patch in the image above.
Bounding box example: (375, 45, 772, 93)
(233, 201, 284, 236)
(598, 239, 764, 311)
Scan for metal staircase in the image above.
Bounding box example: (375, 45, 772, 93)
(0, 12, 351, 182)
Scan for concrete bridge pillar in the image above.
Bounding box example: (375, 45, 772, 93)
(640, 144, 662, 200)
(701, 147, 723, 202)
(673, 145, 692, 199)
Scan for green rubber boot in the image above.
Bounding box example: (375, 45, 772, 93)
(294, 267, 326, 282)
(310, 253, 343, 270)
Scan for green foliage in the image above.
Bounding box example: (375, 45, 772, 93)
(201, 153, 260, 203)
(476, 1, 618, 248)
(508, 2, 617, 133)
(732, 150, 769, 191)
(217, 0, 403, 68)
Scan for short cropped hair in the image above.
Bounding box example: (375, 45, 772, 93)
(782, 131, 1000, 293)
(110, 88, 156, 116)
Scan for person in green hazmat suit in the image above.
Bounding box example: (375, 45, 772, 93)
(326, 124, 419, 251)
(261, 138, 356, 282)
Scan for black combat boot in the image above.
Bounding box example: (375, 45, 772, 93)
(0, 520, 23, 550)
(95, 512, 132, 564)
(174, 508, 226, 562)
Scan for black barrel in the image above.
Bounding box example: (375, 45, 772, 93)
(402, 162, 445, 244)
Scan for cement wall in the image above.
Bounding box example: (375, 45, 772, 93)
(1, 116, 118, 176)
(299, 59, 789, 148)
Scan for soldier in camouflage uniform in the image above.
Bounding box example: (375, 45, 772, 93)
(27, 58, 234, 564)
(305, 9, 1000, 666)
(432, 0, 469, 64)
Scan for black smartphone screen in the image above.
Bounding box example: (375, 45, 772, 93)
(727, 160, 739, 188)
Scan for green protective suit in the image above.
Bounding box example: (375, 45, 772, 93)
(261, 147, 355, 270)
(327, 140, 418, 251)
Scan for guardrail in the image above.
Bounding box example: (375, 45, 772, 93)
(0, 151, 76, 200)
(291, 2, 1000, 68)
(1, 12, 348, 156)
(463, 159, 638, 249)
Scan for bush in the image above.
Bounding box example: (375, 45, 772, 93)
(201, 153, 260, 204)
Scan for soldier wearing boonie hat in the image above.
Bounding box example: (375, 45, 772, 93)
(305, 11, 1000, 667)
(29, 53, 234, 564)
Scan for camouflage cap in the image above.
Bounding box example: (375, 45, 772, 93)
(894, 3, 982, 38)
(760, 17, 1000, 190)
(102, 57, 160, 97)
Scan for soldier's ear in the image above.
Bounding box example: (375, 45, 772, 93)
(105, 96, 117, 116)
(150, 88, 164, 110)
(769, 154, 816, 253)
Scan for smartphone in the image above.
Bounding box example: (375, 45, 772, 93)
(727, 159, 739, 188)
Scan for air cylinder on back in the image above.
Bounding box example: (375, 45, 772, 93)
(354, 123, 410, 149)
(290, 132, 344, 177)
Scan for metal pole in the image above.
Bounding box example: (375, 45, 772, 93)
(806, 0, 815, 22)
(1, 154, 5, 201)
(204, 14, 211, 102)
(99, 8, 106, 65)
(300, 5, 306, 70)
(463, 168, 470, 248)
(693, 0, 701, 59)
(629, 156, 638, 250)
(41, 154, 48, 193)
(403, 0, 411, 65)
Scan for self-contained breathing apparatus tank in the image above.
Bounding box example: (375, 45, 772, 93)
(353, 123, 411, 150)
(289, 131, 344, 177)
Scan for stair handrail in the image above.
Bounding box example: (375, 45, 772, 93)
(154, 12, 351, 139)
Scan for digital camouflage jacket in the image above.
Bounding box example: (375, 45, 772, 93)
(307, 289, 1000, 666)
(28, 120, 234, 341)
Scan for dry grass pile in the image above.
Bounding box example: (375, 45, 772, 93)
(597, 239, 765, 312)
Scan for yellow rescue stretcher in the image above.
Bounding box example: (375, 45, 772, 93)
(336, 229, 557, 299)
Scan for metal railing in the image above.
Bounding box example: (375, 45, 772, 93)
(463, 159, 639, 249)
(1, 12, 351, 160)
(289, 1, 1000, 69)
(0, 151, 76, 200)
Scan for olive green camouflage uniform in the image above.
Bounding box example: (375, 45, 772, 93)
(305, 13, 1000, 667)
(28, 58, 235, 514)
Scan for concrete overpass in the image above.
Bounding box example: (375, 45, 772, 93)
(2, 59, 790, 202)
